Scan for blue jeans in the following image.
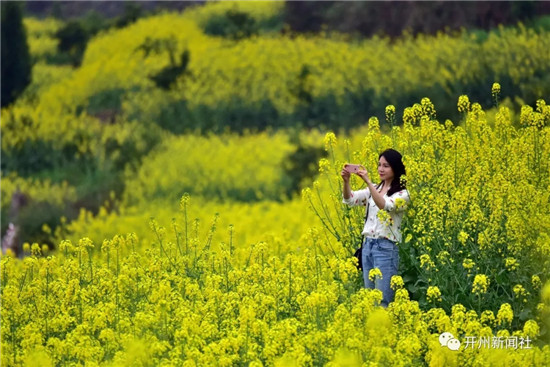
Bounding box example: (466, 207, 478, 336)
(362, 237, 400, 307)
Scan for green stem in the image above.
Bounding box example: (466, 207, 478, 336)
(45, 268, 49, 338)
(307, 195, 339, 240)
(184, 202, 189, 255)
(315, 184, 336, 231)
(288, 257, 293, 308)
(173, 219, 183, 257)
(229, 225, 234, 257)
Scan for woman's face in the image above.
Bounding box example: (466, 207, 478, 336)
(378, 156, 394, 181)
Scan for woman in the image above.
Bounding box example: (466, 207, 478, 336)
(341, 148, 410, 308)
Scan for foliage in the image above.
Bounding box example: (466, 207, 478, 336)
(1, 1, 32, 108)
(128, 24, 550, 133)
(1, 206, 549, 365)
(2, 8, 550, 365)
(19, 13, 550, 135)
(54, 20, 89, 67)
(305, 94, 550, 331)
(184, 0, 284, 37)
(23, 17, 62, 64)
(121, 131, 296, 204)
(0, 172, 77, 247)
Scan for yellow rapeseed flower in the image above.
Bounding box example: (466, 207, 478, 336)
(480, 310, 496, 327)
(436, 250, 450, 264)
(457, 95, 470, 113)
(505, 257, 519, 271)
(513, 284, 529, 301)
(522, 319, 540, 338)
(390, 275, 404, 290)
(385, 105, 396, 125)
(369, 267, 383, 281)
(497, 303, 514, 326)
(420, 254, 435, 270)
(301, 187, 312, 201)
(457, 231, 468, 245)
(427, 286, 442, 303)
(41, 223, 51, 234)
(472, 274, 490, 295)
(492, 82, 501, 105)
(377, 209, 393, 227)
(462, 258, 475, 270)
(421, 97, 436, 119)
(31, 243, 41, 256)
(318, 158, 330, 173)
(324, 132, 337, 151)
(179, 192, 191, 209)
(532, 275, 542, 289)
(395, 197, 407, 210)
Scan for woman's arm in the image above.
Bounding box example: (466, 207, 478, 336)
(341, 167, 352, 199)
(367, 181, 386, 210)
(356, 168, 385, 209)
(343, 177, 352, 200)
(341, 167, 368, 206)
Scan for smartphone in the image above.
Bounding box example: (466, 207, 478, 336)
(344, 163, 362, 173)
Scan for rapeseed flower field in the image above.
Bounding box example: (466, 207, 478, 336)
(2, 2, 550, 366)
(3, 95, 549, 365)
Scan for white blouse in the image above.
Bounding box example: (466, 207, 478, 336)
(342, 182, 410, 244)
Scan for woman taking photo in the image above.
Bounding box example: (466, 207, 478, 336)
(341, 148, 410, 308)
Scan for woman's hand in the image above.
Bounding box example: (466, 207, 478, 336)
(356, 166, 371, 184)
(340, 168, 351, 182)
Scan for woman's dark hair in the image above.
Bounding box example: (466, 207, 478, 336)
(378, 148, 407, 197)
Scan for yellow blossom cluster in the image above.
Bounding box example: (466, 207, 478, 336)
(13, 92, 544, 364)
(305, 94, 550, 336)
(3, 227, 550, 365)
(1, 7, 549, 363)
(473, 275, 490, 295)
(427, 286, 443, 303)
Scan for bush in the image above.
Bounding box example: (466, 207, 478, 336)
(54, 20, 89, 66)
(1, 1, 32, 107)
(306, 94, 550, 330)
(203, 9, 259, 40)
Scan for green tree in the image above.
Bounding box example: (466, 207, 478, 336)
(55, 20, 89, 67)
(114, 1, 143, 28)
(1, 1, 32, 107)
